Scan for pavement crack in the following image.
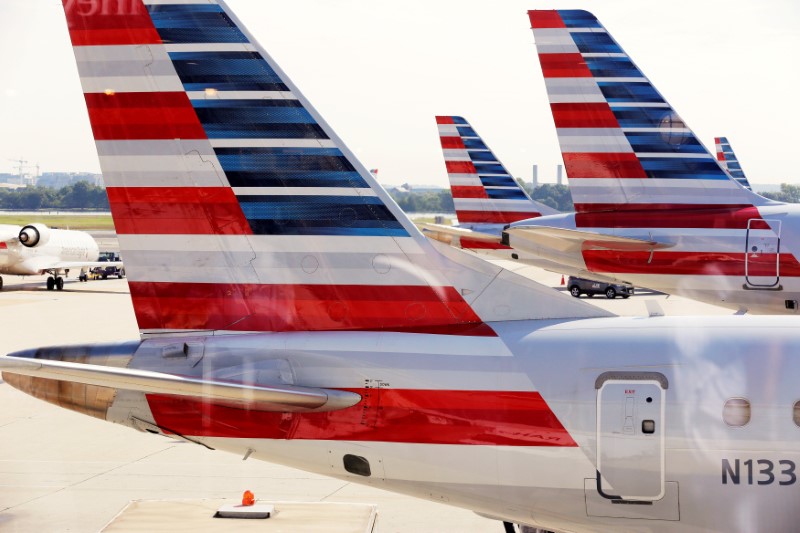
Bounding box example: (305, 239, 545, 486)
(320, 481, 351, 501)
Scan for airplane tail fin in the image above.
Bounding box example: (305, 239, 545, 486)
(436, 116, 557, 224)
(60, 0, 609, 336)
(528, 10, 769, 215)
(715, 137, 752, 190)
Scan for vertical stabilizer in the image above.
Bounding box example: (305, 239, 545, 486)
(436, 116, 557, 224)
(528, 10, 768, 214)
(59, 1, 610, 335)
(715, 137, 752, 190)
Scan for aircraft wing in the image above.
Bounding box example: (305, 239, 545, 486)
(504, 226, 675, 253)
(417, 223, 502, 243)
(0, 355, 361, 413)
(18, 259, 124, 273)
(53, 260, 123, 269)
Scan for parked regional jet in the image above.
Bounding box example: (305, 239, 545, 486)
(504, 10, 800, 315)
(715, 137, 752, 190)
(2, 5, 800, 533)
(0, 223, 117, 290)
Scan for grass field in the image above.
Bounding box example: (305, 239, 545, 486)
(0, 214, 115, 230)
(0, 212, 453, 231)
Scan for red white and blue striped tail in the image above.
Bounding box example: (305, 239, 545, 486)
(436, 116, 557, 225)
(59, 1, 609, 336)
(715, 137, 752, 191)
(528, 10, 768, 214)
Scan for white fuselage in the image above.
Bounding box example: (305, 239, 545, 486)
(10, 315, 800, 532)
(0, 224, 99, 275)
(506, 204, 800, 314)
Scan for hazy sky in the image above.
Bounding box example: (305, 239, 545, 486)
(0, 0, 798, 187)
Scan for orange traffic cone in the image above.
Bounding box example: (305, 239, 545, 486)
(560, 275, 565, 286)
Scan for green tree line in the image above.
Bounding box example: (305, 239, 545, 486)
(389, 183, 574, 214)
(0, 182, 109, 210)
(761, 184, 800, 203)
(0, 182, 574, 213)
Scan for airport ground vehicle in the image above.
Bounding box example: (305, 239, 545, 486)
(568, 277, 633, 299)
(89, 252, 124, 280)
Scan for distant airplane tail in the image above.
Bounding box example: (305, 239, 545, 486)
(715, 137, 752, 190)
(436, 116, 557, 224)
(528, 10, 769, 218)
(60, 0, 608, 335)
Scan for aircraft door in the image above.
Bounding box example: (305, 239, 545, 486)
(596, 373, 666, 501)
(745, 219, 781, 288)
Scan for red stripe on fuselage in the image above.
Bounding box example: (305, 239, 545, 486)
(106, 187, 252, 235)
(84, 92, 207, 141)
(563, 153, 647, 180)
(146, 389, 576, 446)
(456, 210, 541, 224)
(551, 103, 620, 129)
(460, 239, 510, 250)
(63, 0, 162, 46)
(128, 282, 493, 335)
(574, 205, 763, 229)
(584, 250, 800, 277)
(538, 53, 593, 78)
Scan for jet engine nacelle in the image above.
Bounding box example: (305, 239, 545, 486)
(18, 224, 51, 248)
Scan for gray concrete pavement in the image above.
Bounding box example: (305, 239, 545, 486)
(0, 266, 733, 532)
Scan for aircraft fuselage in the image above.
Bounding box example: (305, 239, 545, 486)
(0, 224, 99, 275)
(7, 315, 800, 532)
(507, 204, 800, 314)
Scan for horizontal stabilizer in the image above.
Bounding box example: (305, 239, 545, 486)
(418, 223, 503, 243)
(0, 356, 360, 413)
(504, 226, 674, 253)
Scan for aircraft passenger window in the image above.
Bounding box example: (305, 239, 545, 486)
(794, 401, 800, 427)
(723, 398, 751, 427)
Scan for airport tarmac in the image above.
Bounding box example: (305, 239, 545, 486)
(0, 267, 732, 532)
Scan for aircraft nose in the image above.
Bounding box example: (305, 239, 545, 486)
(2, 342, 139, 420)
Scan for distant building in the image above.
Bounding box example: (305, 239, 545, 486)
(0, 173, 17, 185)
(37, 172, 104, 189)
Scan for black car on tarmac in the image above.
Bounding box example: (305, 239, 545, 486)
(567, 276, 634, 299)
